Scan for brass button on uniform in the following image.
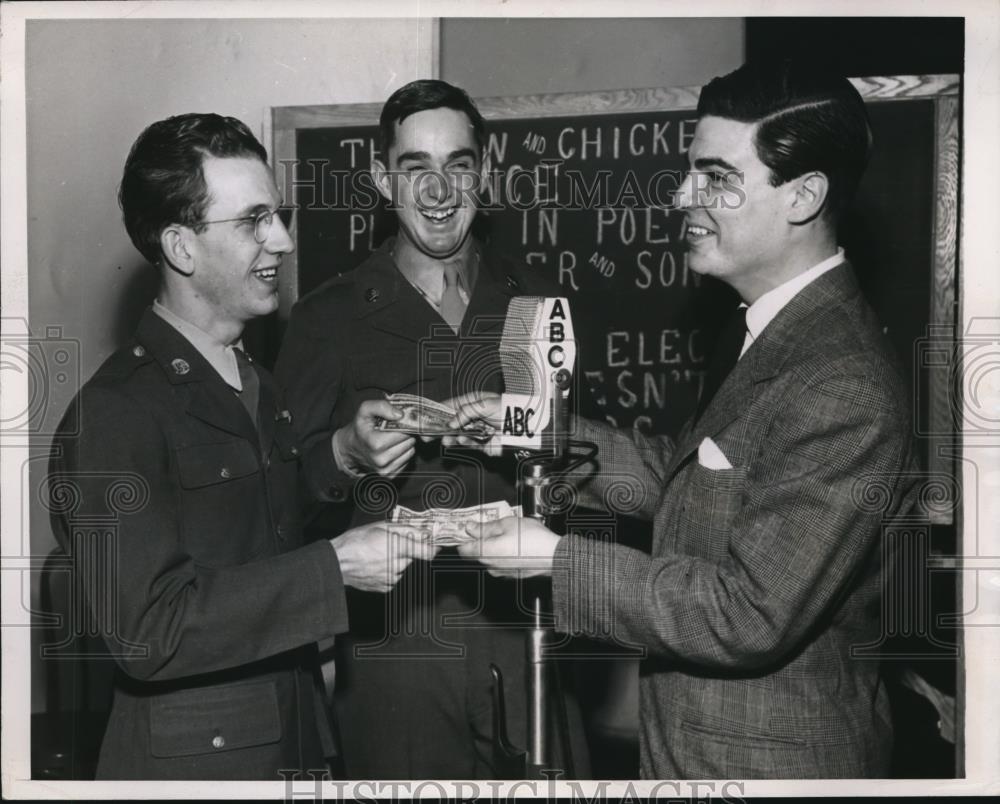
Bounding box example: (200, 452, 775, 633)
(220, 467, 231, 479)
(212, 734, 225, 749)
(132, 345, 145, 357)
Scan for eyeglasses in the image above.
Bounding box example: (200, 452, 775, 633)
(200, 206, 294, 244)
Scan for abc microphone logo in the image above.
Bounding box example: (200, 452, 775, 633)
(503, 404, 536, 438)
(500, 298, 574, 447)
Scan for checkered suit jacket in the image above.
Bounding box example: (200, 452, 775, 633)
(552, 262, 919, 779)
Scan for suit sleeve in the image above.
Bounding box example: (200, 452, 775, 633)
(51, 385, 349, 682)
(274, 300, 355, 504)
(552, 372, 912, 670)
(568, 415, 675, 520)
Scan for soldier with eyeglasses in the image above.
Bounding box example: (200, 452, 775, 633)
(49, 112, 435, 780)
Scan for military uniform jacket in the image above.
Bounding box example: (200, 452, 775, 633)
(50, 309, 349, 780)
(275, 238, 559, 629)
(552, 263, 919, 779)
(274, 240, 596, 779)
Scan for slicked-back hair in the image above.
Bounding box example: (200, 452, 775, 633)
(378, 79, 486, 160)
(119, 113, 268, 266)
(697, 60, 873, 219)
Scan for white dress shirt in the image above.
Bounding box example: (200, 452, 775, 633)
(152, 300, 245, 391)
(739, 248, 846, 358)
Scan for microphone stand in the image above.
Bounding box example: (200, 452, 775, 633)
(490, 368, 597, 779)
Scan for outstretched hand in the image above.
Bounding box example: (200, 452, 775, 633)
(456, 515, 560, 579)
(331, 522, 439, 593)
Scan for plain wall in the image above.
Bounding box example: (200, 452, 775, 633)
(441, 17, 744, 96)
(25, 17, 434, 714)
(27, 17, 434, 389)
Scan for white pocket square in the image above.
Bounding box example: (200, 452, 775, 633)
(697, 437, 733, 470)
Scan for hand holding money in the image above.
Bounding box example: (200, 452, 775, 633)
(390, 501, 522, 547)
(375, 393, 496, 439)
(334, 398, 416, 478)
(442, 392, 503, 455)
(331, 522, 440, 593)
(456, 515, 560, 579)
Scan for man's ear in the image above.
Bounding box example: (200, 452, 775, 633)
(371, 158, 394, 203)
(788, 171, 830, 224)
(160, 225, 195, 277)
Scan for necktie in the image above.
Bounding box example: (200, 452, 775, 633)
(440, 264, 467, 333)
(694, 305, 748, 424)
(233, 348, 260, 428)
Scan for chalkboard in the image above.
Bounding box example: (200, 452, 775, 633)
(270, 75, 959, 521)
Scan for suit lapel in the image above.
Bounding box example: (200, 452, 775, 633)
(663, 262, 862, 480)
(136, 309, 259, 446)
(665, 360, 754, 479)
(748, 261, 862, 383)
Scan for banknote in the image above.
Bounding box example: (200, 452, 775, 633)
(390, 501, 521, 546)
(385, 393, 456, 418)
(374, 393, 495, 437)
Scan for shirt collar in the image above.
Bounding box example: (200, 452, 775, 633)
(390, 239, 479, 306)
(742, 248, 846, 355)
(152, 300, 243, 390)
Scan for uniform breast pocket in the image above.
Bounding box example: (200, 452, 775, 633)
(350, 350, 434, 396)
(174, 440, 269, 567)
(675, 462, 748, 559)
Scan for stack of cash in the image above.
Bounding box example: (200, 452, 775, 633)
(374, 393, 494, 438)
(389, 501, 522, 546)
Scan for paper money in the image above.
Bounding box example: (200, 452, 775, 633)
(390, 501, 521, 546)
(375, 393, 495, 438)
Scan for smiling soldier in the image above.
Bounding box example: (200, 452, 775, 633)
(50, 113, 433, 780)
(274, 80, 588, 779)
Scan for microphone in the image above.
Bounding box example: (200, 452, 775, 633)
(497, 296, 576, 454)
(491, 296, 589, 779)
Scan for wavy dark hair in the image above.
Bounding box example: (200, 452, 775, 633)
(697, 60, 873, 219)
(119, 113, 267, 266)
(378, 79, 486, 159)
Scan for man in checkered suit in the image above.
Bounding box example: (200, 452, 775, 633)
(452, 61, 919, 779)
